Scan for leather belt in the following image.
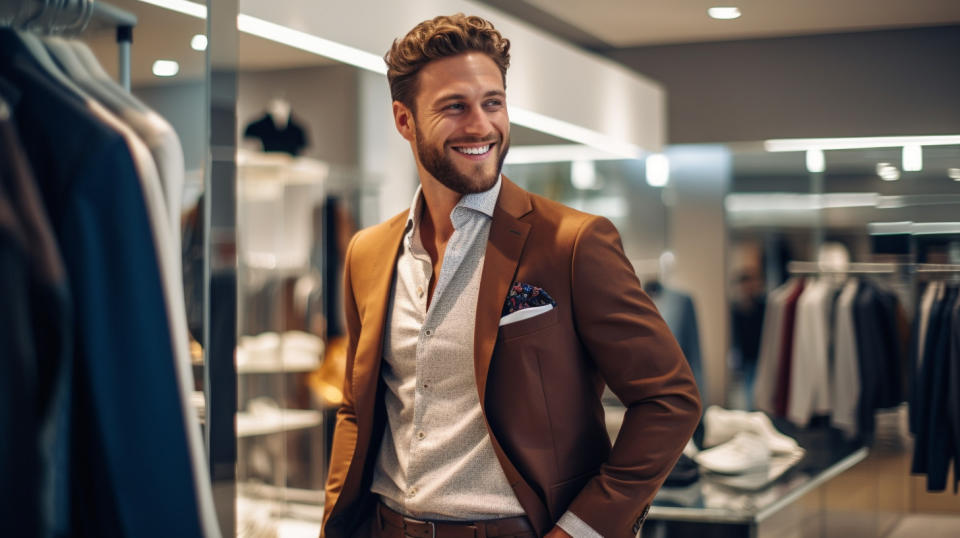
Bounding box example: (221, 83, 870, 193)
(376, 502, 534, 538)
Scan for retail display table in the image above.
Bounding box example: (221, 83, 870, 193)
(644, 422, 868, 538)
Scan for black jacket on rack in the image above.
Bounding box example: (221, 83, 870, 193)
(911, 284, 959, 492)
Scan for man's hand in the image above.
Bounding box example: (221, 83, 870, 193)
(544, 526, 573, 538)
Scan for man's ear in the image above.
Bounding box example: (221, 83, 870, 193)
(393, 101, 415, 142)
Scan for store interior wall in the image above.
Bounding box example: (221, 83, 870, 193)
(607, 25, 960, 143)
(135, 81, 206, 172)
(357, 69, 418, 228)
(666, 145, 732, 406)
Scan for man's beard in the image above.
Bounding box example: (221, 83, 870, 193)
(415, 128, 509, 194)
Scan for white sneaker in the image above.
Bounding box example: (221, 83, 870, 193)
(745, 412, 800, 455)
(703, 405, 799, 455)
(703, 405, 746, 448)
(695, 432, 771, 475)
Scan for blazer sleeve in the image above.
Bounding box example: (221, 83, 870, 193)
(322, 233, 362, 537)
(565, 216, 702, 538)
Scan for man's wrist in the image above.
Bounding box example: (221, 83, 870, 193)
(556, 511, 603, 538)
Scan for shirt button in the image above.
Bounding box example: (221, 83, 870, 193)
(417, 431, 425, 440)
(417, 286, 424, 298)
(408, 488, 418, 498)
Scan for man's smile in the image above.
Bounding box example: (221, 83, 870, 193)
(451, 143, 494, 160)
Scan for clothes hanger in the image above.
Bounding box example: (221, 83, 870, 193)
(8, 0, 90, 100)
(71, 40, 151, 114)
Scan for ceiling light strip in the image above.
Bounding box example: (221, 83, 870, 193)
(237, 14, 387, 75)
(509, 107, 644, 160)
(765, 135, 960, 152)
(138, 0, 206, 19)
(505, 145, 629, 164)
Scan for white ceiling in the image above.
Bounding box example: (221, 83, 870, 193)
(82, 0, 960, 84)
(521, 0, 960, 47)
(85, 0, 334, 85)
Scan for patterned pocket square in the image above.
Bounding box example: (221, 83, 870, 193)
(501, 281, 556, 317)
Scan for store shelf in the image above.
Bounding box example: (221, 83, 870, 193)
(238, 353, 321, 374)
(237, 331, 324, 374)
(237, 484, 324, 538)
(237, 409, 322, 438)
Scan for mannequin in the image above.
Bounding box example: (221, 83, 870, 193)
(243, 96, 308, 156)
(267, 97, 291, 130)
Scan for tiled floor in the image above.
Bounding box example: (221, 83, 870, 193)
(884, 514, 960, 537)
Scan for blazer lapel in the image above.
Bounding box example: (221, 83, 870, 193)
(474, 177, 532, 405)
(352, 213, 407, 420)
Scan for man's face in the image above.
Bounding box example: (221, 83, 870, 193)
(405, 51, 510, 194)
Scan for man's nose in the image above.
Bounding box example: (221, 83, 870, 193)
(463, 104, 493, 135)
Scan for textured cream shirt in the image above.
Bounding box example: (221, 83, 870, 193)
(370, 177, 527, 520)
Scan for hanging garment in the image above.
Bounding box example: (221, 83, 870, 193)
(853, 279, 908, 439)
(0, 91, 44, 537)
(831, 279, 861, 438)
(787, 278, 837, 426)
(949, 292, 960, 492)
(0, 29, 215, 537)
(753, 279, 795, 414)
(645, 282, 705, 400)
(774, 278, 806, 416)
(910, 281, 941, 435)
(46, 38, 185, 242)
(911, 284, 957, 491)
(0, 83, 73, 538)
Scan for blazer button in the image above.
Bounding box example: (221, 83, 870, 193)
(425, 329, 433, 336)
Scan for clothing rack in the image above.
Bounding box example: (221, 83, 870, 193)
(787, 261, 900, 275)
(1, 0, 136, 91)
(914, 263, 960, 273)
(91, 2, 136, 91)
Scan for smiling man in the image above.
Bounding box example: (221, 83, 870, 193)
(321, 14, 701, 538)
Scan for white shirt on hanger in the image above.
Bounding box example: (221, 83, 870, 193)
(916, 280, 940, 370)
(831, 279, 861, 437)
(787, 278, 835, 426)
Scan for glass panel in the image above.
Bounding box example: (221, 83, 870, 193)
(232, 15, 377, 538)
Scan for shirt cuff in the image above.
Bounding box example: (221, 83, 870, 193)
(556, 511, 603, 538)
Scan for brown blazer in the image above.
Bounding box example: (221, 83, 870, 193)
(322, 177, 701, 538)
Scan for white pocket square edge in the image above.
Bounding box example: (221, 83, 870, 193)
(498, 304, 554, 327)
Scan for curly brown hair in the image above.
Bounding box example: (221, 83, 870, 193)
(384, 14, 511, 110)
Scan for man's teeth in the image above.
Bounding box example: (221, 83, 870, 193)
(456, 145, 491, 155)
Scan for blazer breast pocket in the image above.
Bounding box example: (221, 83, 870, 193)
(498, 306, 560, 341)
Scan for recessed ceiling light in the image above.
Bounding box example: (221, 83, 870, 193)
(876, 162, 900, 181)
(152, 60, 180, 77)
(645, 153, 670, 187)
(902, 145, 922, 172)
(806, 149, 825, 173)
(708, 7, 742, 20)
(190, 34, 208, 51)
(948, 168, 960, 181)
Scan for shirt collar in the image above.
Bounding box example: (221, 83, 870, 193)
(404, 175, 502, 234)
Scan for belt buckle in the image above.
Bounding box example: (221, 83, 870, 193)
(403, 516, 436, 538)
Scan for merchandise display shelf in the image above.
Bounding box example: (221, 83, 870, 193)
(644, 421, 869, 537)
(237, 409, 323, 438)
